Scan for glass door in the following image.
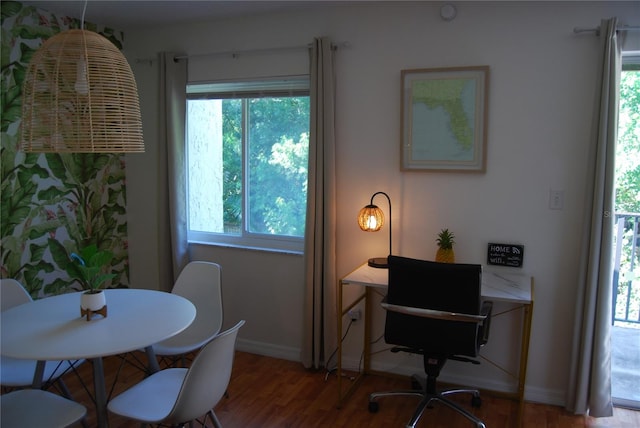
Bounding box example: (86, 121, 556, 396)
(612, 58, 640, 409)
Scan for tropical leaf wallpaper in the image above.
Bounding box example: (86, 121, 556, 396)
(1, 1, 130, 298)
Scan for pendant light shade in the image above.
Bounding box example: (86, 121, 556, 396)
(20, 29, 144, 153)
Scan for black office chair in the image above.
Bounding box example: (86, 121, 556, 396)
(368, 255, 492, 428)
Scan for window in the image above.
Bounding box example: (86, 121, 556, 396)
(186, 78, 310, 252)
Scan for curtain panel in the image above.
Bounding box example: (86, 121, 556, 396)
(158, 52, 190, 292)
(566, 17, 621, 417)
(302, 37, 338, 369)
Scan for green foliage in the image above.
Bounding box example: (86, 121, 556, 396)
(0, 4, 129, 297)
(615, 70, 640, 214)
(219, 96, 309, 236)
(436, 229, 455, 250)
(55, 242, 116, 291)
(247, 97, 309, 236)
(1, 76, 21, 130)
(222, 99, 242, 229)
(1, 2, 22, 21)
(614, 69, 640, 325)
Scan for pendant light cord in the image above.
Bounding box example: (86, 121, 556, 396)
(81, 0, 88, 30)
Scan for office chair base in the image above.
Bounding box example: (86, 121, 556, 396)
(368, 375, 486, 428)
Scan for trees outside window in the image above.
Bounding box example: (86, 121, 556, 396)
(186, 79, 310, 252)
(611, 61, 639, 408)
(613, 67, 639, 326)
(616, 69, 639, 215)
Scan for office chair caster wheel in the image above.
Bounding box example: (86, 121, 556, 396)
(471, 395, 482, 407)
(368, 401, 379, 413)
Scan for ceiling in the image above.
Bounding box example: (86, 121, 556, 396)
(19, 1, 333, 30)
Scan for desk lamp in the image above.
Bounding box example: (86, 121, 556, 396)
(357, 191, 392, 268)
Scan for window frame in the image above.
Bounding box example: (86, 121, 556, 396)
(185, 76, 310, 253)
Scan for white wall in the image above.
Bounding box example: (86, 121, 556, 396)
(122, 1, 640, 406)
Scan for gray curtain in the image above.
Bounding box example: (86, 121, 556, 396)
(157, 52, 189, 292)
(302, 38, 338, 369)
(566, 18, 621, 417)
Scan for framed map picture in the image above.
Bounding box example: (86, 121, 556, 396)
(401, 66, 489, 172)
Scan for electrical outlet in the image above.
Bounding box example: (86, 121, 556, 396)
(347, 309, 361, 321)
(549, 189, 564, 210)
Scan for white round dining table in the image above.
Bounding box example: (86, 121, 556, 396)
(1, 288, 196, 428)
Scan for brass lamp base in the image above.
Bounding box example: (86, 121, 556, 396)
(368, 257, 389, 269)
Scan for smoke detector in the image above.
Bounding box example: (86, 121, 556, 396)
(440, 3, 457, 21)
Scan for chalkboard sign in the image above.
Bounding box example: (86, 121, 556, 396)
(487, 243, 524, 267)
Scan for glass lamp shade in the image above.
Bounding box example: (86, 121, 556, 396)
(357, 205, 384, 232)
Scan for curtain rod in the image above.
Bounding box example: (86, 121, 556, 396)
(135, 41, 349, 65)
(173, 41, 349, 61)
(573, 25, 640, 35)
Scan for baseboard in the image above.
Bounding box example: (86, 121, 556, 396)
(524, 384, 566, 406)
(236, 338, 301, 362)
(235, 342, 567, 407)
(341, 355, 566, 407)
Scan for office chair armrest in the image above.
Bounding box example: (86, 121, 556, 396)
(381, 301, 486, 324)
(481, 300, 493, 317)
(479, 300, 493, 346)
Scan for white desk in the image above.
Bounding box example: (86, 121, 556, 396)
(337, 263, 534, 427)
(1, 289, 196, 428)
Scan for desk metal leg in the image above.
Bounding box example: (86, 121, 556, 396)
(516, 300, 534, 427)
(337, 279, 344, 405)
(363, 287, 373, 373)
(337, 280, 368, 408)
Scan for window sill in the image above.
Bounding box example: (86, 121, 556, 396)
(188, 240, 303, 257)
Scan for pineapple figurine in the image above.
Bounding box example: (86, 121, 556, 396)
(435, 229, 455, 263)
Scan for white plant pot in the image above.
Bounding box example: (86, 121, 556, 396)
(80, 290, 106, 311)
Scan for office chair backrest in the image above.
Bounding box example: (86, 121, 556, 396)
(385, 255, 483, 357)
(1, 279, 32, 311)
(171, 261, 224, 346)
(166, 320, 244, 424)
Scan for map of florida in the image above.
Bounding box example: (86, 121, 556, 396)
(412, 79, 475, 151)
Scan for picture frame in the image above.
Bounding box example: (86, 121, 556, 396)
(401, 66, 489, 172)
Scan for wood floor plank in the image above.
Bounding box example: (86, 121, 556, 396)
(17, 351, 640, 427)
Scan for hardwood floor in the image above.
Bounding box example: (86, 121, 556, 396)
(51, 351, 640, 427)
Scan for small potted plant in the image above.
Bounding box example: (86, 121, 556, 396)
(67, 244, 116, 319)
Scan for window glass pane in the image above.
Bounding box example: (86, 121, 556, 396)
(187, 99, 242, 235)
(186, 78, 309, 252)
(247, 97, 309, 237)
(222, 99, 242, 233)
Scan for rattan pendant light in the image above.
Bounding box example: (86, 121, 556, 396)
(20, 28, 144, 153)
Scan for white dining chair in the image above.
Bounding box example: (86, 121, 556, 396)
(108, 320, 244, 427)
(152, 261, 224, 367)
(0, 388, 87, 428)
(0, 279, 85, 393)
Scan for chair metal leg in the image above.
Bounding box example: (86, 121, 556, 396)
(368, 375, 486, 428)
(369, 390, 424, 401)
(405, 396, 434, 428)
(208, 409, 223, 428)
(51, 365, 91, 428)
(434, 396, 485, 428)
(441, 387, 481, 398)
